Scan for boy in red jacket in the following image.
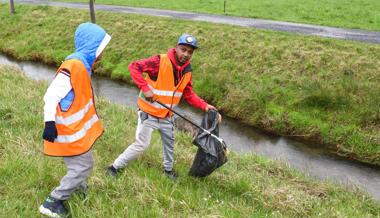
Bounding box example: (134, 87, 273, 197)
(107, 34, 219, 179)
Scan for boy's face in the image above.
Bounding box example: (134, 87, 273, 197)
(175, 44, 195, 65)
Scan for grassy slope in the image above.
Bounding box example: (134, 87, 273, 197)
(0, 5, 379, 165)
(1, 64, 380, 217)
(54, 0, 380, 31)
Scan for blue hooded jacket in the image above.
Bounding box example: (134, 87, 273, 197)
(60, 23, 107, 111)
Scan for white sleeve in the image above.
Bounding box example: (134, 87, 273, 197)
(43, 72, 72, 122)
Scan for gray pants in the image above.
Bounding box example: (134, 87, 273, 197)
(113, 111, 175, 171)
(51, 150, 93, 200)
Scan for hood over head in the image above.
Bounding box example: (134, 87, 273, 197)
(66, 22, 111, 75)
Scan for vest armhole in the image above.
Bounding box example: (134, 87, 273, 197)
(58, 68, 71, 77)
(148, 74, 158, 81)
(57, 66, 74, 113)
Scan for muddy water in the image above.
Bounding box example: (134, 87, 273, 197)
(1, 54, 379, 201)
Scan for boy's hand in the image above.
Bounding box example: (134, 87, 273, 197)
(205, 104, 216, 111)
(143, 90, 155, 102)
(43, 121, 58, 142)
(205, 104, 222, 123)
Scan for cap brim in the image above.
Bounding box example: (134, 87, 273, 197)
(178, 43, 198, 49)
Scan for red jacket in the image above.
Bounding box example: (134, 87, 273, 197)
(129, 48, 207, 111)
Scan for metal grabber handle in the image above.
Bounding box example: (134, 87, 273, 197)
(154, 99, 227, 148)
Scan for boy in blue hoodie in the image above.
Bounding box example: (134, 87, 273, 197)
(39, 23, 111, 218)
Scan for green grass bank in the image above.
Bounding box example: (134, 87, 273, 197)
(1, 64, 380, 217)
(0, 5, 379, 166)
(54, 0, 380, 31)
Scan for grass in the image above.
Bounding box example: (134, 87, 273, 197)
(52, 0, 380, 31)
(1, 64, 380, 217)
(0, 4, 379, 166)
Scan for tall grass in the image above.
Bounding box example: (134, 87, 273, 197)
(0, 4, 379, 165)
(1, 64, 380, 217)
(54, 0, 380, 31)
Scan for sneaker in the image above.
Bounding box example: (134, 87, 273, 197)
(39, 196, 68, 218)
(164, 170, 179, 180)
(106, 165, 119, 178)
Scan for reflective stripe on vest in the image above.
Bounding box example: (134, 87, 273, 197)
(137, 54, 192, 118)
(56, 114, 99, 143)
(139, 92, 176, 109)
(149, 85, 183, 98)
(43, 59, 103, 157)
(55, 98, 93, 125)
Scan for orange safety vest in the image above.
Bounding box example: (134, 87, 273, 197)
(137, 54, 192, 118)
(43, 59, 103, 157)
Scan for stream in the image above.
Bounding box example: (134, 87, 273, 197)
(1, 54, 379, 201)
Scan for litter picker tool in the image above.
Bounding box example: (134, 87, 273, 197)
(154, 100, 227, 149)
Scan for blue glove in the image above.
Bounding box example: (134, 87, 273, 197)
(42, 121, 58, 142)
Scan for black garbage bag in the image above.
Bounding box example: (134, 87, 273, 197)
(189, 110, 228, 177)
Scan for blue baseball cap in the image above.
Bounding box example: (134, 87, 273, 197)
(177, 33, 198, 49)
